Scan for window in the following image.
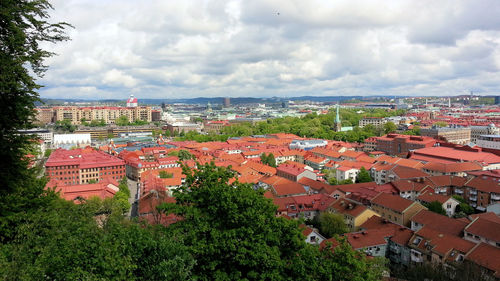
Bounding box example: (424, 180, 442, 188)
(413, 237, 422, 245)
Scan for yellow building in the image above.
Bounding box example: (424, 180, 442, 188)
(52, 106, 152, 125)
(328, 198, 380, 231)
(370, 193, 427, 227)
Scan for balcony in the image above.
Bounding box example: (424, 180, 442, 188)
(411, 253, 423, 263)
(390, 245, 401, 254)
(491, 194, 500, 201)
(455, 189, 464, 195)
(436, 188, 447, 194)
(469, 196, 477, 201)
(469, 190, 477, 195)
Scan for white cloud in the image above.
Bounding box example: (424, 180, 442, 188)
(38, 0, 500, 99)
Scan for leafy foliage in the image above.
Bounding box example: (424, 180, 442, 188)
(426, 201, 446, 216)
(384, 121, 397, 134)
(0, 198, 195, 280)
(54, 119, 76, 132)
(159, 171, 173, 179)
(318, 212, 349, 237)
(260, 152, 277, 167)
(166, 163, 386, 280)
(453, 195, 475, 215)
(356, 167, 373, 183)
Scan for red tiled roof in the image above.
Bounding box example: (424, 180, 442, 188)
(391, 165, 429, 179)
(298, 177, 333, 193)
(371, 193, 419, 213)
(345, 229, 390, 250)
(466, 243, 500, 278)
(465, 217, 500, 242)
(410, 209, 468, 236)
(416, 192, 454, 205)
(272, 182, 307, 197)
(412, 226, 476, 256)
(330, 198, 370, 217)
(469, 212, 500, 224)
(422, 161, 483, 173)
(412, 146, 500, 165)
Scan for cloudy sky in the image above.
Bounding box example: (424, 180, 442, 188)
(39, 0, 500, 99)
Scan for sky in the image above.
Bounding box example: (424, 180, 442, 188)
(39, 0, 500, 100)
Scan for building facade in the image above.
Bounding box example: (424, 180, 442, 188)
(420, 126, 471, 145)
(45, 148, 126, 185)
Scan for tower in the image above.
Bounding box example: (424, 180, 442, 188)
(334, 104, 342, 132)
(224, 97, 230, 108)
(126, 95, 138, 107)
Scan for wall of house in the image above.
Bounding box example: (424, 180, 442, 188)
(402, 203, 427, 227)
(354, 211, 379, 231)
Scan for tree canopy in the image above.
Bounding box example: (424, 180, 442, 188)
(356, 167, 373, 183)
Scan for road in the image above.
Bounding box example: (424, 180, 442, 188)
(126, 178, 139, 217)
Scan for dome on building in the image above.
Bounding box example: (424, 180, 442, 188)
(126, 95, 138, 107)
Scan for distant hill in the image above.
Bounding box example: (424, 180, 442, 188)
(40, 95, 397, 105)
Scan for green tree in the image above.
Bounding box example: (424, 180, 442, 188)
(178, 149, 194, 161)
(159, 171, 173, 179)
(116, 115, 130, 126)
(338, 179, 354, 185)
(55, 119, 76, 132)
(426, 201, 446, 216)
(44, 148, 53, 158)
(356, 167, 373, 183)
(384, 121, 397, 134)
(112, 177, 131, 214)
(453, 195, 474, 215)
(0, 0, 71, 200)
(0, 198, 195, 280)
(318, 212, 349, 237)
(167, 162, 311, 279)
(433, 121, 448, 128)
(260, 153, 277, 167)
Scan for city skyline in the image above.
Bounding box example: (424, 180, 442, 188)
(40, 0, 500, 99)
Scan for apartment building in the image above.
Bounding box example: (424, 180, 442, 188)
(420, 126, 471, 145)
(359, 117, 387, 128)
(45, 148, 126, 185)
(374, 134, 436, 156)
(48, 106, 152, 125)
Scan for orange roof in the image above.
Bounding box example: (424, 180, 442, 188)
(272, 182, 307, 197)
(465, 217, 500, 242)
(411, 209, 467, 236)
(422, 161, 483, 173)
(330, 198, 369, 218)
(242, 160, 277, 175)
(412, 226, 476, 256)
(416, 192, 454, 205)
(466, 243, 500, 278)
(371, 193, 420, 213)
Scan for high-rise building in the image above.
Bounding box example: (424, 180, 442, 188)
(495, 96, 500, 105)
(224, 97, 230, 108)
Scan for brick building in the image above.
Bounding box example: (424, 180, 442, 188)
(45, 148, 126, 185)
(374, 134, 437, 156)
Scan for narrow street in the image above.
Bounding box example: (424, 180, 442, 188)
(126, 178, 139, 217)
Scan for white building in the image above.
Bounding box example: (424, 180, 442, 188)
(470, 124, 499, 144)
(53, 133, 91, 149)
(289, 139, 328, 150)
(477, 135, 500, 150)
